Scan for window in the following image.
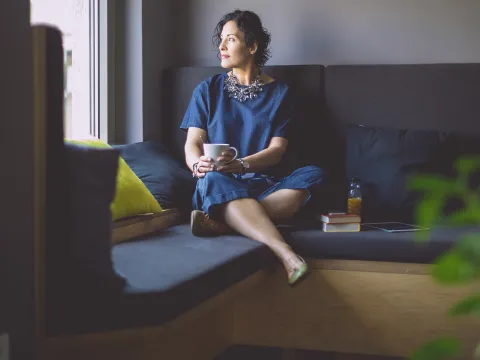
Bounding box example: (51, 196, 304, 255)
(30, 0, 110, 139)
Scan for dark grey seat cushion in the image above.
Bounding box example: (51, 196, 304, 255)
(113, 225, 271, 293)
(63, 225, 273, 334)
(58, 221, 479, 335)
(284, 225, 480, 264)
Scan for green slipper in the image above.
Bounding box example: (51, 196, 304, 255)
(288, 257, 309, 285)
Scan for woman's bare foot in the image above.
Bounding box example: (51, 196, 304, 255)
(273, 243, 308, 282)
(191, 210, 233, 237)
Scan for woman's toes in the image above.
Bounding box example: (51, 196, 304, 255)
(284, 257, 298, 274)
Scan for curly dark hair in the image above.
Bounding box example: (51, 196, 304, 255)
(212, 10, 272, 67)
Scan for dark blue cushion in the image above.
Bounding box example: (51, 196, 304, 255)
(346, 124, 454, 223)
(115, 141, 195, 213)
(57, 224, 273, 334)
(346, 125, 480, 223)
(285, 225, 478, 264)
(47, 143, 126, 335)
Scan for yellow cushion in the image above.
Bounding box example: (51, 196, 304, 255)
(66, 138, 163, 221)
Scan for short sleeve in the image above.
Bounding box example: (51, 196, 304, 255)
(179, 81, 209, 132)
(271, 87, 294, 139)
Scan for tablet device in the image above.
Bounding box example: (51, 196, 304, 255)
(361, 222, 429, 233)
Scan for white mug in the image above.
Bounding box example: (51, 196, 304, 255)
(203, 143, 239, 166)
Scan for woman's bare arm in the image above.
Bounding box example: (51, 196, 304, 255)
(242, 137, 288, 172)
(184, 127, 205, 170)
(217, 137, 288, 173)
(184, 127, 215, 177)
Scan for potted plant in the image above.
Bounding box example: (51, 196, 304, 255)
(408, 155, 480, 360)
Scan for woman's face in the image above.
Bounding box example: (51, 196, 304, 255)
(218, 20, 256, 69)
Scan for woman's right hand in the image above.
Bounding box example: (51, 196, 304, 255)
(195, 155, 216, 178)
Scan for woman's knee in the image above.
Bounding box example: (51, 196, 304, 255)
(260, 188, 308, 220)
(290, 165, 324, 184)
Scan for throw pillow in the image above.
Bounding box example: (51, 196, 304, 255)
(66, 138, 163, 220)
(114, 141, 195, 213)
(346, 124, 453, 223)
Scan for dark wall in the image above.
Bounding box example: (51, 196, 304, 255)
(139, 0, 480, 141)
(0, 0, 36, 359)
(174, 0, 480, 66)
(116, 0, 189, 143)
(142, 0, 183, 142)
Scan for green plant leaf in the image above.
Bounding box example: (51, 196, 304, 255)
(407, 174, 454, 193)
(456, 233, 480, 267)
(455, 156, 480, 177)
(475, 342, 480, 358)
(448, 294, 480, 317)
(409, 337, 461, 360)
(431, 250, 477, 285)
(414, 196, 444, 242)
(446, 209, 480, 226)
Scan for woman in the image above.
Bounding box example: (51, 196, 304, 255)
(180, 10, 323, 285)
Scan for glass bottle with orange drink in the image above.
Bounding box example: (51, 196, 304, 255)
(347, 177, 362, 216)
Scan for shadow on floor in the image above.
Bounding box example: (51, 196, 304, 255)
(214, 345, 404, 360)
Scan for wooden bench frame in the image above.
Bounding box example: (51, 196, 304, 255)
(39, 259, 479, 360)
(112, 208, 182, 244)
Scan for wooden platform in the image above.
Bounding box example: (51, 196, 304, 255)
(39, 259, 479, 360)
(112, 208, 182, 244)
(234, 260, 479, 359)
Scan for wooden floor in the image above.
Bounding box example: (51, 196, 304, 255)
(215, 345, 403, 360)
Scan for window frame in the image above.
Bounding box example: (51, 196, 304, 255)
(30, 0, 116, 141)
(94, 0, 116, 142)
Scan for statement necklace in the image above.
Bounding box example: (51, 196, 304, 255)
(224, 72, 264, 102)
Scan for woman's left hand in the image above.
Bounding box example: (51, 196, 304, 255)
(216, 159, 244, 173)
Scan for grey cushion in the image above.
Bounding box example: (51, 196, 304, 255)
(61, 224, 273, 333)
(322, 64, 480, 214)
(325, 63, 480, 134)
(345, 125, 480, 223)
(346, 124, 453, 223)
(114, 225, 270, 293)
(284, 225, 480, 264)
(114, 141, 195, 213)
(58, 220, 480, 334)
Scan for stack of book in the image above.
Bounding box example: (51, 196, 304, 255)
(317, 212, 361, 232)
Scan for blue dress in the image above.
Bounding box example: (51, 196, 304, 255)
(180, 72, 323, 216)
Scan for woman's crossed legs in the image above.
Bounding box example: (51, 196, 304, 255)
(191, 166, 323, 283)
(223, 190, 309, 281)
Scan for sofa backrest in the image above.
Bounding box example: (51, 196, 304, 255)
(323, 63, 480, 177)
(162, 64, 480, 217)
(325, 63, 480, 133)
(325, 63, 480, 220)
(162, 63, 480, 170)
